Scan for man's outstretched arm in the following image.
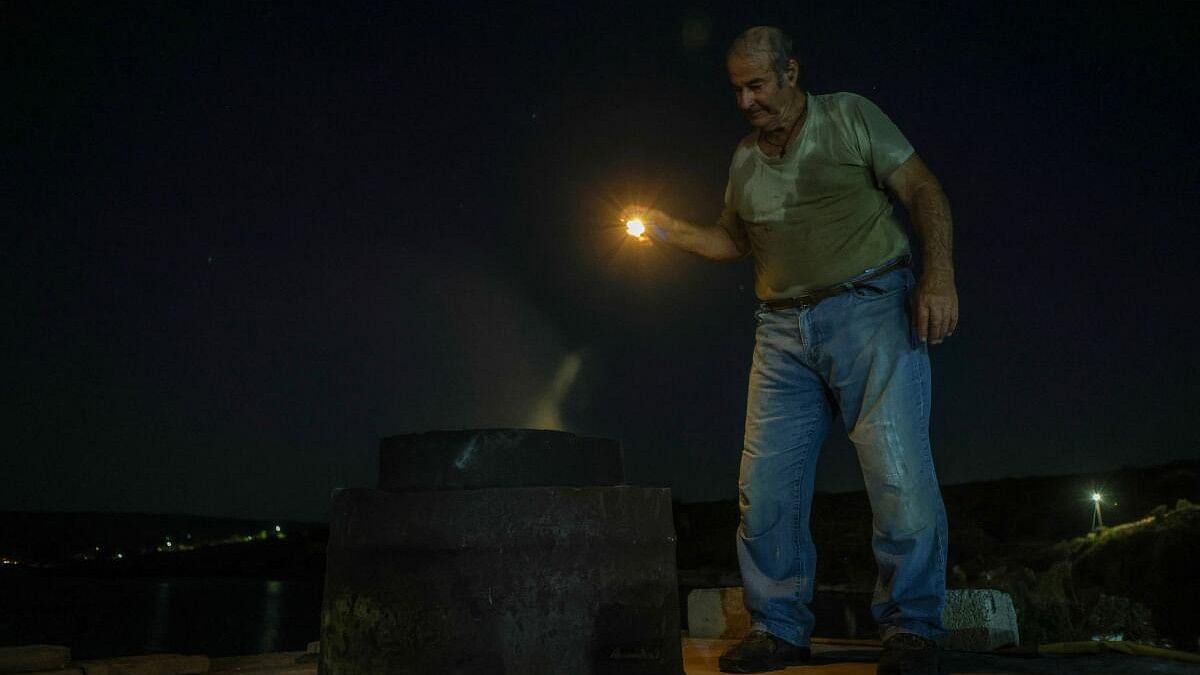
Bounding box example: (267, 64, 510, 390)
(629, 206, 746, 261)
(885, 153, 959, 344)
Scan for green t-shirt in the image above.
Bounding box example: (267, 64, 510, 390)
(718, 91, 915, 300)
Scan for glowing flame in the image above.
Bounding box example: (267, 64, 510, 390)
(625, 218, 646, 239)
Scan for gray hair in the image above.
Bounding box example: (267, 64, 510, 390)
(728, 26, 795, 86)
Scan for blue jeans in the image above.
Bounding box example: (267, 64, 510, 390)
(737, 265, 947, 646)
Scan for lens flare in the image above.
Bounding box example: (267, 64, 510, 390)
(625, 218, 646, 239)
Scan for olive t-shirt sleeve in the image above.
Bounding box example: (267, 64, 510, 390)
(716, 177, 751, 256)
(848, 95, 915, 189)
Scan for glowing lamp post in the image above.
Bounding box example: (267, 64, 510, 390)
(1091, 492, 1104, 530)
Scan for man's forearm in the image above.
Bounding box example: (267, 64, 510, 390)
(905, 178, 959, 343)
(909, 184, 954, 277)
(656, 214, 745, 261)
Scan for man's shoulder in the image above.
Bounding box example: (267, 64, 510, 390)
(815, 91, 881, 118)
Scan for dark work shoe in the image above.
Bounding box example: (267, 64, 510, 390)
(718, 630, 811, 673)
(877, 632, 939, 675)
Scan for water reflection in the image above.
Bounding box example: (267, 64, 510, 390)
(145, 581, 173, 652)
(1, 576, 329, 659)
(258, 580, 284, 653)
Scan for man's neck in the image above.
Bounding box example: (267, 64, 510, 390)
(761, 89, 807, 147)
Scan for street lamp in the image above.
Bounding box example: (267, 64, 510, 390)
(1091, 492, 1104, 530)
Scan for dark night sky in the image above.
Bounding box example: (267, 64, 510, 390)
(5, 2, 1199, 521)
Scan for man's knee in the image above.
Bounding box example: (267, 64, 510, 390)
(739, 485, 783, 539)
(870, 470, 943, 538)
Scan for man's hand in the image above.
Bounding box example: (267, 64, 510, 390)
(912, 270, 958, 345)
(623, 205, 744, 261)
(625, 206, 673, 242)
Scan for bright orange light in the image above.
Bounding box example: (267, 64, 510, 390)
(625, 218, 646, 239)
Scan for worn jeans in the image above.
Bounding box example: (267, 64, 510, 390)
(737, 265, 948, 646)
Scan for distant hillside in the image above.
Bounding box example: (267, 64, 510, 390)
(0, 511, 326, 572)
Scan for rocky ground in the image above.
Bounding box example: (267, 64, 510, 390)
(976, 500, 1199, 650)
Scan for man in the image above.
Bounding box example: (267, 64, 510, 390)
(633, 26, 958, 675)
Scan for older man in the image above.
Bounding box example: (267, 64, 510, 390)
(635, 26, 957, 675)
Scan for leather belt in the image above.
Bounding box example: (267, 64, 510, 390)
(760, 255, 910, 312)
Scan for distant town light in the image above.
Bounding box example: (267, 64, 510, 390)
(275, 525, 282, 533)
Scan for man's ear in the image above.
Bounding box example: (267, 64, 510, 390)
(787, 58, 802, 86)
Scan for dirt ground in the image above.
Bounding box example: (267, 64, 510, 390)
(683, 637, 1200, 675)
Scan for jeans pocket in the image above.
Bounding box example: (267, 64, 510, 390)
(851, 281, 901, 300)
(850, 268, 909, 300)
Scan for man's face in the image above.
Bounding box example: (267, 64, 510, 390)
(727, 52, 792, 129)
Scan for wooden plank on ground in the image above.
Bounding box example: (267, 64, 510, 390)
(0, 645, 71, 673)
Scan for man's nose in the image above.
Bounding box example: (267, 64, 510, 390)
(737, 89, 754, 110)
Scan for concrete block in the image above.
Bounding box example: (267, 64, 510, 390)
(378, 428, 623, 491)
(0, 645, 71, 673)
(321, 486, 682, 674)
(72, 654, 209, 675)
(687, 588, 751, 639)
(942, 589, 1020, 651)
